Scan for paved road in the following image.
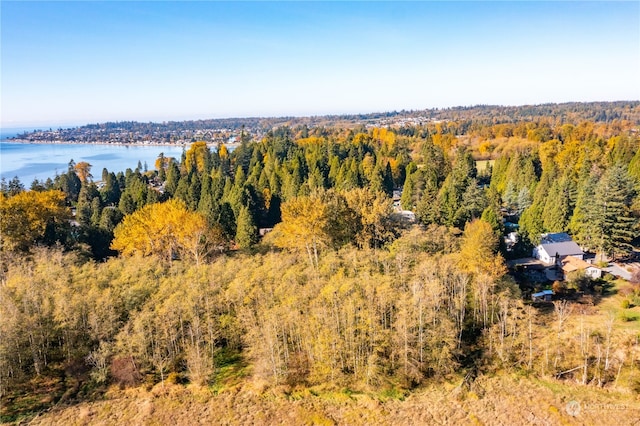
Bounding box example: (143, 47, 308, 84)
(603, 263, 632, 280)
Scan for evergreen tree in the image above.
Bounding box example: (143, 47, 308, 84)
(76, 183, 100, 226)
(186, 173, 201, 210)
(164, 161, 180, 196)
(437, 175, 460, 226)
(516, 187, 532, 216)
(503, 180, 517, 212)
(368, 165, 385, 195)
(421, 138, 447, 185)
(437, 151, 473, 227)
(454, 179, 487, 227)
(76, 197, 93, 226)
(99, 206, 123, 232)
(118, 192, 136, 215)
(569, 172, 598, 248)
(100, 172, 121, 206)
(481, 205, 504, 236)
(218, 202, 237, 239)
(234, 165, 246, 187)
(628, 147, 640, 181)
(489, 155, 510, 194)
(90, 197, 102, 227)
(519, 203, 544, 245)
(383, 162, 394, 196)
(30, 179, 46, 192)
(401, 172, 415, 210)
(55, 168, 82, 204)
(235, 205, 257, 249)
(343, 158, 360, 190)
(328, 155, 341, 186)
(591, 164, 637, 259)
(210, 169, 225, 200)
(268, 165, 281, 195)
(308, 166, 326, 191)
(146, 187, 159, 205)
(415, 182, 440, 225)
(519, 159, 557, 244)
(542, 177, 571, 233)
(173, 174, 190, 205)
(505, 152, 538, 195)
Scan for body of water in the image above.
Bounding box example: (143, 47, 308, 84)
(0, 139, 187, 186)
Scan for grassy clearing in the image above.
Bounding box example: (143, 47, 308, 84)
(209, 348, 249, 394)
(592, 279, 640, 332)
(0, 375, 66, 423)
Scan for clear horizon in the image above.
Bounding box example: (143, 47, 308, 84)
(2, 1, 639, 128)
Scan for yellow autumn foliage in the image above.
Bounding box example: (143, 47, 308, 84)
(0, 190, 69, 252)
(111, 199, 215, 263)
(184, 141, 210, 174)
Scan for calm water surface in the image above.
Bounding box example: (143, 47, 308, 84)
(0, 141, 187, 185)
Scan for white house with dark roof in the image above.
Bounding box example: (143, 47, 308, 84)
(532, 233, 583, 265)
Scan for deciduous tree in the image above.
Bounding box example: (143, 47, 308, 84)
(111, 199, 213, 262)
(0, 190, 70, 252)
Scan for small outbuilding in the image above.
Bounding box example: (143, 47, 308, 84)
(532, 289, 554, 302)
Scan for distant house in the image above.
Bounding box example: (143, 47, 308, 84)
(397, 210, 416, 222)
(532, 233, 583, 265)
(532, 289, 554, 302)
(258, 228, 273, 237)
(560, 255, 602, 280)
(505, 232, 518, 244)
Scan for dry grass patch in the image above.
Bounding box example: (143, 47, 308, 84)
(18, 373, 640, 426)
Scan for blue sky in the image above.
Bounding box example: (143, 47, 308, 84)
(1, 1, 639, 128)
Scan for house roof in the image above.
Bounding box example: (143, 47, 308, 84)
(561, 255, 598, 273)
(532, 290, 554, 298)
(539, 241, 583, 257)
(540, 233, 574, 244)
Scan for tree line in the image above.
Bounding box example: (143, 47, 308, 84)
(2, 224, 638, 397)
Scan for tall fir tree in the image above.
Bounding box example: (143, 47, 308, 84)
(569, 170, 598, 248)
(591, 164, 637, 259)
(401, 172, 415, 210)
(235, 205, 257, 249)
(542, 175, 572, 233)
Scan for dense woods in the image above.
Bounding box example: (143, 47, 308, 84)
(2, 101, 640, 420)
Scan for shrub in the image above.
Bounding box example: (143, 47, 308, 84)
(110, 356, 141, 387)
(166, 372, 185, 385)
(619, 311, 637, 322)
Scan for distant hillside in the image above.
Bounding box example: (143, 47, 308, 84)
(11, 101, 640, 144)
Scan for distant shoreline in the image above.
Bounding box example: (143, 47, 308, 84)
(2, 139, 240, 148)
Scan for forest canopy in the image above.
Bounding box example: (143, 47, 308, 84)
(2, 101, 640, 420)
